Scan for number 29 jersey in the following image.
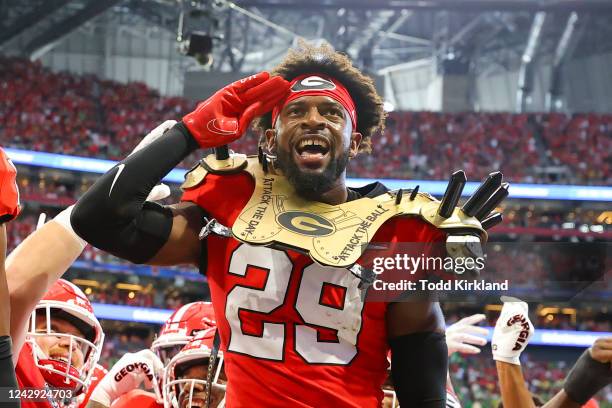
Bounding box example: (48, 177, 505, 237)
(182, 170, 445, 408)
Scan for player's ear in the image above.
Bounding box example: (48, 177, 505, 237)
(265, 129, 277, 153)
(349, 132, 362, 159)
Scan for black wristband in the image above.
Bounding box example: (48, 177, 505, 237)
(390, 331, 448, 407)
(0, 335, 21, 407)
(564, 349, 612, 404)
(72, 122, 199, 263)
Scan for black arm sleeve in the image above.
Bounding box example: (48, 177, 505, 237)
(71, 122, 199, 263)
(390, 331, 448, 408)
(564, 349, 612, 404)
(0, 336, 20, 408)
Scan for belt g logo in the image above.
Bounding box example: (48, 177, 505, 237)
(277, 211, 335, 236)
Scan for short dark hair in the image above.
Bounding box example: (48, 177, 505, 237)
(253, 41, 385, 153)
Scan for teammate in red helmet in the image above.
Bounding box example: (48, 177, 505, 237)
(163, 328, 226, 408)
(5, 122, 177, 408)
(87, 301, 217, 408)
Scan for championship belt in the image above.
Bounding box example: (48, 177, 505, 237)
(183, 153, 509, 270)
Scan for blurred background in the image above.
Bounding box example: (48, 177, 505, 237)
(0, 0, 610, 406)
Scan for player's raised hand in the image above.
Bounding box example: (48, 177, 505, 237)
(589, 337, 612, 364)
(446, 314, 489, 356)
(0, 147, 20, 223)
(183, 72, 290, 149)
(89, 349, 164, 406)
(492, 297, 534, 365)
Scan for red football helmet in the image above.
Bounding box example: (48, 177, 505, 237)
(27, 279, 104, 395)
(152, 302, 216, 366)
(151, 302, 216, 402)
(163, 328, 226, 408)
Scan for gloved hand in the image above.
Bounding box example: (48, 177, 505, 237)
(0, 147, 20, 223)
(492, 297, 534, 365)
(183, 72, 290, 148)
(128, 120, 177, 202)
(446, 314, 489, 356)
(89, 349, 164, 406)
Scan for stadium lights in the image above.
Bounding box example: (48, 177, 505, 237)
(485, 304, 503, 312)
(72, 278, 100, 288)
(116, 283, 143, 291)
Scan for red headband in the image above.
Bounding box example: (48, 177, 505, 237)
(271, 74, 357, 130)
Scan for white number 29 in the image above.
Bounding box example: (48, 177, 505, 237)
(225, 245, 364, 365)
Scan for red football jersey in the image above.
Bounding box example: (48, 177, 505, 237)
(111, 390, 162, 408)
(182, 171, 445, 408)
(16, 343, 57, 408)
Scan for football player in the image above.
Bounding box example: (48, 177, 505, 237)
(88, 301, 216, 408)
(16, 279, 104, 407)
(152, 301, 217, 367)
(163, 328, 226, 408)
(72, 43, 507, 407)
(5, 121, 176, 408)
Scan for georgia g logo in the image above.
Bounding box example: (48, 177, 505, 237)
(291, 76, 336, 92)
(276, 211, 335, 236)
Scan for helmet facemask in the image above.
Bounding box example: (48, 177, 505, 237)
(163, 353, 226, 408)
(27, 303, 103, 395)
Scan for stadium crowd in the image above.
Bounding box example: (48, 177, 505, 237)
(2, 56, 611, 185)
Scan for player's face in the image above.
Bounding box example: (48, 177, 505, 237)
(267, 95, 362, 199)
(34, 316, 85, 369)
(177, 364, 225, 408)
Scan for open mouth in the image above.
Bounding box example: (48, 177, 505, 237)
(293, 135, 331, 169)
(50, 355, 71, 365)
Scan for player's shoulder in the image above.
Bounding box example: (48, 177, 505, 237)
(181, 152, 251, 190)
(181, 153, 255, 204)
(359, 182, 445, 242)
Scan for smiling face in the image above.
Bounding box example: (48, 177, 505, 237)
(34, 315, 85, 369)
(266, 95, 362, 201)
(177, 363, 225, 408)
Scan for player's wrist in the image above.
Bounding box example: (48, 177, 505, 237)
(493, 353, 521, 365)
